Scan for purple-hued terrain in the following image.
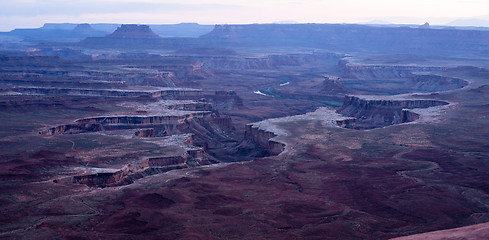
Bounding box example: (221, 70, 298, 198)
(1, 23, 489, 239)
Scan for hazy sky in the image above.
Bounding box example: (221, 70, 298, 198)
(1, 0, 489, 31)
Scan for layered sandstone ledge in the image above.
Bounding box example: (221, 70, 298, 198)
(245, 94, 452, 155)
(40, 111, 213, 135)
(71, 133, 208, 187)
(1, 87, 202, 98)
(337, 95, 451, 128)
(73, 141, 207, 187)
(245, 107, 355, 155)
(39, 96, 235, 135)
(39, 96, 234, 187)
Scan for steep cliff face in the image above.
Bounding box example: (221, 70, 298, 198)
(339, 64, 467, 94)
(7, 87, 203, 99)
(151, 89, 203, 99)
(212, 116, 233, 130)
(204, 91, 245, 111)
(134, 128, 155, 137)
(244, 124, 285, 156)
(200, 56, 274, 70)
(39, 111, 229, 135)
(409, 74, 468, 92)
(40, 123, 103, 135)
(7, 87, 144, 97)
(74, 112, 212, 125)
(72, 173, 115, 187)
(73, 148, 207, 187)
(340, 96, 448, 110)
(336, 118, 356, 128)
(317, 76, 350, 94)
(337, 95, 448, 129)
(401, 109, 420, 123)
(139, 156, 187, 169)
(244, 118, 354, 156)
(342, 65, 415, 80)
(244, 107, 355, 155)
(165, 102, 214, 111)
(198, 53, 337, 70)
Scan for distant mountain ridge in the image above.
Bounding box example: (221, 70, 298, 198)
(0, 23, 214, 41)
(1, 23, 108, 43)
(448, 18, 489, 28)
(199, 23, 489, 56)
(4, 22, 489, 56)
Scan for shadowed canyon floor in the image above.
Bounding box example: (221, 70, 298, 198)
(1, 23, 489, 239)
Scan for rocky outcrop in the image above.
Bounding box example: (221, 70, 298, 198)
(73, 148, 207, 187)
(75, 112, 212, 125)
(40, 112, 213, 135)
(139, 156, 187, 169)
(197, 53, 338, 70)
(151, 89, 203, 99)
(335, 118, 356, 128)
(340, 96, 449, 110)
(245, 107, 355, 155)
(200, 56, 274, 70)
(409, 74, 468, 92)
(0, 55, 207, 88)
(213, 116, 233, 130)
(337, 95, 449, 129)
(401, 109, 420, 123)
(317, 76, 350, 94)
(72, 173, 116, 187)
(0, 78, 127, 89)
(338, 61, 448, 79)
(40, 98, 234, 147)
(244, 124, 285, 156)
(342, 64, 414, 79)
(204, 91, 245, 111)
(166, 102, 214, 111)
(339, 64, 467, 94)
(134, 128, 155, 137)
(40, 123, 103, 135)
(8, 87, 144, 97)
(6, 87, 202, 99)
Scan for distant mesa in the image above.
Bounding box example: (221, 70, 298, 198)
(6, 23, 107, 43)
(200, 23, 489, 56)
(79, 24, 203, 49)
(41, 23, 77, 30)
(107, 24, 161, 39)
(419, 22, 430, 29)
